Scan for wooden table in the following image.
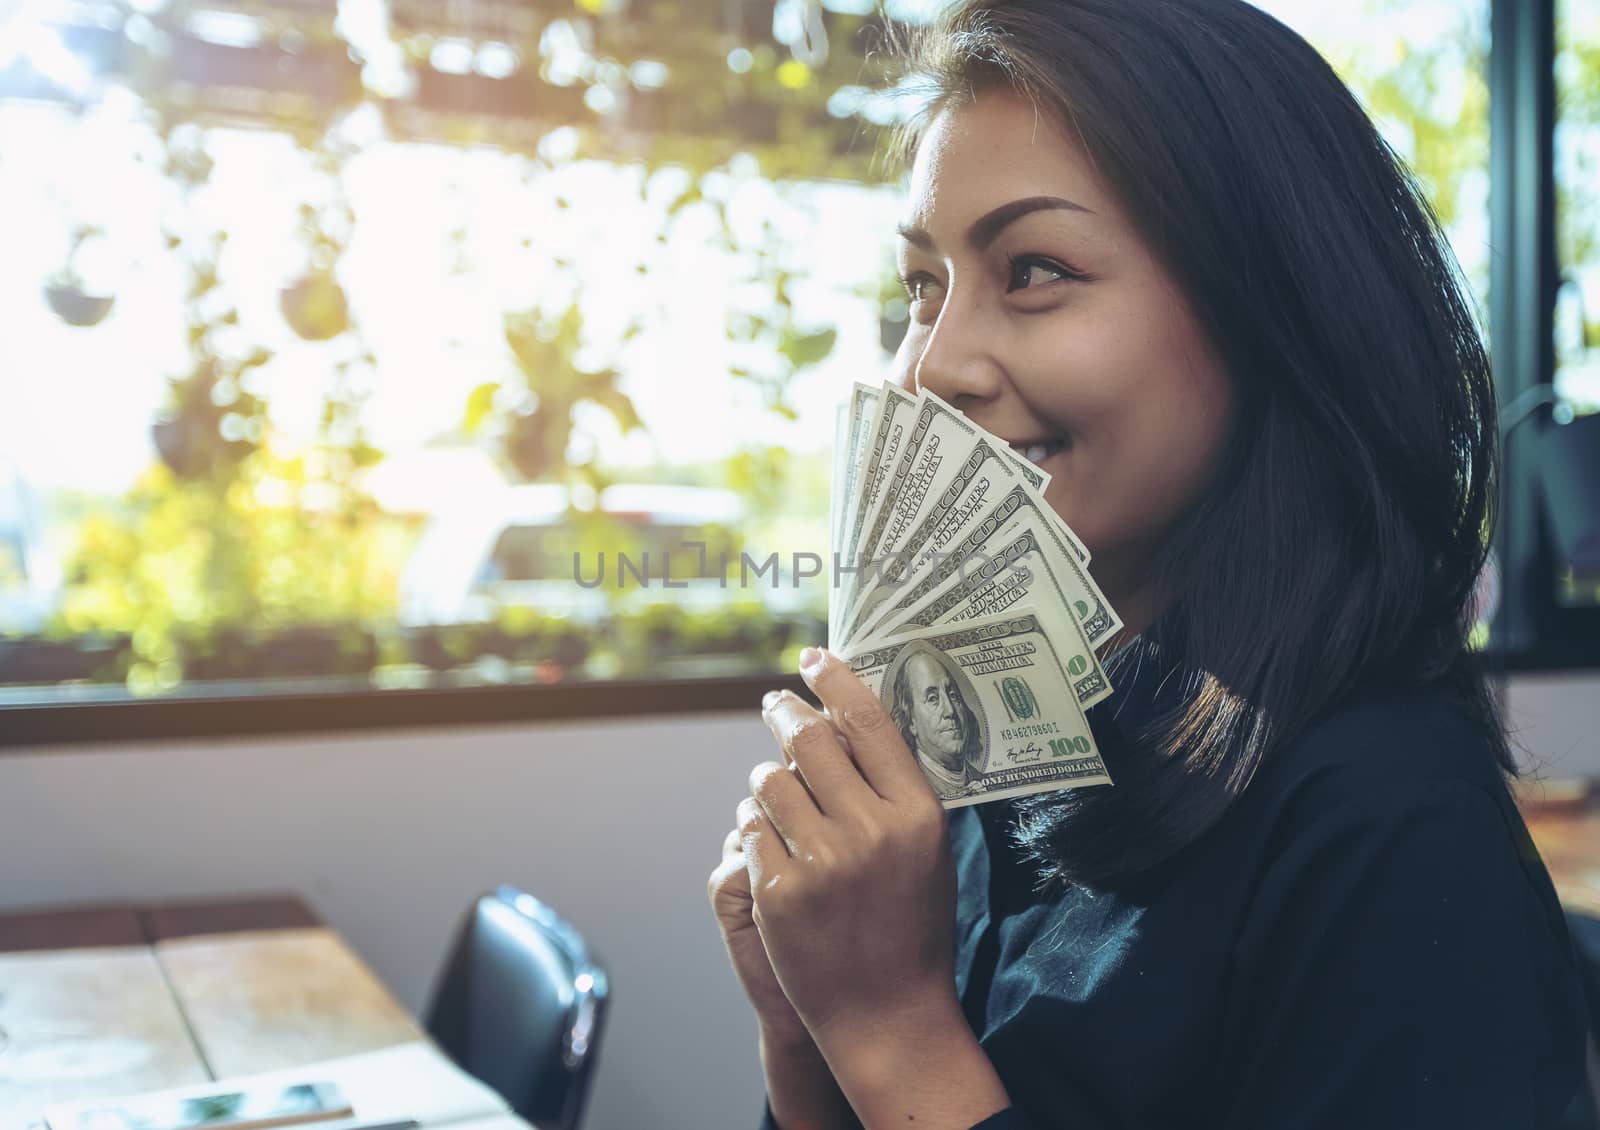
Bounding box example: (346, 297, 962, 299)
(0, 896, 523, 1130)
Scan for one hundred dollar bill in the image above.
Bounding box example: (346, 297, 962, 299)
(834, 382, 919, 630)
(832, 383, 879, 554)
(924, 390, 1052, 494)
(922, 391, 1090, 567)
(830, 398, 849, 552)
(838, 435, 1028, 643)
(830, 383, 882, 644)
(839, 391, 1005, 623)
(853, 514, 1114, 710)
(844, 480, 1122, 652)
(840, 391, 1093, 622)
(842, 608, 1113, 808)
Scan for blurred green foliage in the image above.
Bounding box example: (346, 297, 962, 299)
(467, 302, 645, 486)
(54, 455, 410, 693)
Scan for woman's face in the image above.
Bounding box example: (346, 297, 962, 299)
(891, 87, 1235, 614)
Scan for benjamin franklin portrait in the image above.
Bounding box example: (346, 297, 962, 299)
(888, 646, 985, 801)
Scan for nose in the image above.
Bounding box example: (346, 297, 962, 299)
(907, 292, 1004, 409)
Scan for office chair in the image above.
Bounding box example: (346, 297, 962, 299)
(424, 885, 610, 1130)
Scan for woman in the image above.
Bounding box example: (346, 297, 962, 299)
(707, 1, 1592, 1127)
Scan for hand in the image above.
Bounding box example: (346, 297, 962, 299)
(745, 646, 960, 1054)
(711, 771, 862, 1130)
(707, 820, 812, 1050)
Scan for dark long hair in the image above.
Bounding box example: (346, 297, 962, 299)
(879, 0, 1510, 888)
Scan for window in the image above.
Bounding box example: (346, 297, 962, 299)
(1252, 0, 1492, 313)
(0, 0, 1586, 743)
(0, 1, 925, 724)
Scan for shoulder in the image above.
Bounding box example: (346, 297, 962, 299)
(1218, 679, 1571, 936)
(1244, 679, 1513, 825)
(1223, 681, 1570, 949)
(1211, 687, 1590, 1127)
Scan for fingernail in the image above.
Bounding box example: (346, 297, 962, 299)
(798, 646, 823, 675)
(762, 689, 781, 711)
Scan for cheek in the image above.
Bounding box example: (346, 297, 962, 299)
(1045, 325, 1233, 557)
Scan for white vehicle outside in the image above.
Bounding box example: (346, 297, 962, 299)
(397, 483, 815, 628)
(0, 465, 62, 637)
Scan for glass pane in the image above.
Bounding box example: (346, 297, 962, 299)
(0, 2, 925, 704)
(1250, 0, 1492, 321)
(1251, 0, 1496, 643)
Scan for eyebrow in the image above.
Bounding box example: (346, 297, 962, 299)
(896, 194, 1093, 254)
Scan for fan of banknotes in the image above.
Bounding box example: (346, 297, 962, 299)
(828, 380, 1122, 807)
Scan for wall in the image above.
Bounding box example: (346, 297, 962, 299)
(1, 672, 1597, 1130)
(1504, 672, 1600, 779)
(0, 709, 773, 1130)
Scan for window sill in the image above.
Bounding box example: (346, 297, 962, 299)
(0, 671, 811, 751)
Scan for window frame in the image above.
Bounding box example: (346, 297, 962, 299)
(0, 672, 809, 749)
(1488, 0, 1600, 674)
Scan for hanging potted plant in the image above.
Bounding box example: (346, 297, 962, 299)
(44, 225, 116, 327)
(280, 201, 351, 341)
(279, 266, 350, 341)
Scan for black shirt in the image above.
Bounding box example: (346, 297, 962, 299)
(760, 664, 1590, 1129)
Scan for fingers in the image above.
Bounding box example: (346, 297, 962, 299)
(737, 795, 788, 892)
(761, 689, 874, 817)
(747, 756, 826, 851)
(798, 646, 929, 803)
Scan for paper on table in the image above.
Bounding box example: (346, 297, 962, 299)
(43, 1043, 507, 1130)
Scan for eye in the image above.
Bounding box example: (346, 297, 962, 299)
(898, 270, 943, 305)
(1005, 253, 1085, 293)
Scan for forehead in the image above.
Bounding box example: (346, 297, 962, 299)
(904, 87, 1114, 233)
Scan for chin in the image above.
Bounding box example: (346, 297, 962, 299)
(1044, 490, 1093, 544)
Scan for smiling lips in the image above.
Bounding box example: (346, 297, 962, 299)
(1010, 439, 1068, 465)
